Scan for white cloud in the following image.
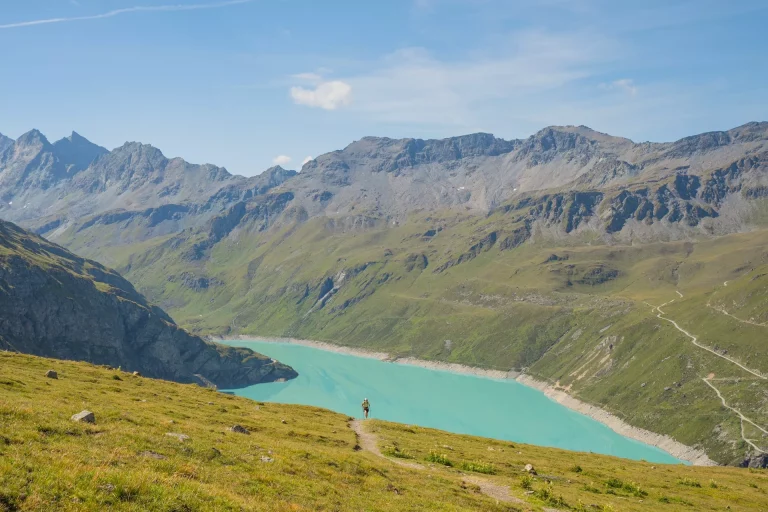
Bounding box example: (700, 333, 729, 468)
(600, 78, 638, 96)
(272, 155, 292, 166)
(291, 72, 323, 83)
(301, 156, 313, 165)
(330, 30, 615, 128)
(0, 0, 253, 29)
(290, 81, 353, 110)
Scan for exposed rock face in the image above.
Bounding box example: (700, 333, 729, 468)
(742, 453, 768, 469)
(434, 231, 498, 273)
(1, 123, 766, 251)
(0, 133, 13, 154)
(0, 133, 295, 239)
(0, 220, 297, 388)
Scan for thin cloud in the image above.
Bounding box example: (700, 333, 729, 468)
(337, 30, 613, 127)
(291, 72, 323, 83)
(272, 155, 292, 166)
(600, 78, 638, 96)
(0, 0, 253, 29)
(301, 156, 313, 165)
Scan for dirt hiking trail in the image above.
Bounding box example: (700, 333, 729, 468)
(349, 419, 531, 508)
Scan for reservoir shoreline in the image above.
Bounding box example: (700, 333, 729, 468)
(211, 334, 716, 466)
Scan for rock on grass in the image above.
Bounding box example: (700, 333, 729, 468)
(71, 410, 95, 423)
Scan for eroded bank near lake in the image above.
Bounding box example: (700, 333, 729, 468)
(222, 340, 681, 464)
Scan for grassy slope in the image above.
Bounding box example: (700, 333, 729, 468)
(55, 207, 768, 464)
(2, 352, 767, 511)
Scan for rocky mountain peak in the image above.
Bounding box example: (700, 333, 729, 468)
(105, 141, 167, 168)
(262, 165, 298, 182)
(15, 129, 51, 149)
(0, 133, 13, 154)
(116, 140, 163, 154)
(52, 131, 108, 174)
(727, 121, 768, 142)
(60, 131, 98, 147)
(514, 126, 597, 163)
(264, 164, 290, 174)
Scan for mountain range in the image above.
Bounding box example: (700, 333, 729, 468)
(3, 122, 767, 241)
(1, 123, 767, 466)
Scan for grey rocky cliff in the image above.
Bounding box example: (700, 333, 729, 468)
(0, 219, 296, 388)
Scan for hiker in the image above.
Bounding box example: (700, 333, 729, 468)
(362, 398, 370, 419)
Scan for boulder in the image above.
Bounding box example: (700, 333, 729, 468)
(524, 463, 537, 475)
(133, 371, 142, 377)
(71, 410, 95, 423)
(45, 370, 58, 379)
(230, 425, 249, 435)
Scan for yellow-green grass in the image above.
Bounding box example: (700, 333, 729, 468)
(2, 352, 768, 511)
(371, 421, 768, 511)
(1, 352, 513, 511)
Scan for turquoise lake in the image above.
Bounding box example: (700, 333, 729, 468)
(223, 340, 681, 464)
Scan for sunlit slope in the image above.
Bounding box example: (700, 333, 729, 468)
(2, 352, 767, 511)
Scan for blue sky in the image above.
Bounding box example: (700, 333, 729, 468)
(1, 0, 767, 176)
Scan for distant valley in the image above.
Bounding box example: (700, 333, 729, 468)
(1, 122, 767, 466)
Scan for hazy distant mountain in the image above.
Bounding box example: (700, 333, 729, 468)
(285, 123, 768, 223)
(0, 132, 297, 242)
(1, 123, 766, 244)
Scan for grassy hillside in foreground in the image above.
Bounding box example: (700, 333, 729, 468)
(59, 205, 768, 465)
(2, 352, 768, 511)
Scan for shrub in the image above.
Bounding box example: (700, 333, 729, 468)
(622, 481, 647, 497)
(582, 482, 601, 494)
(425, 451, 452, 467)
(659, 495, 694, 506)
(382, 446, 414, 460)
(534, 486, 568, 508)
(459, 461, 495, 475)
(574, 501, 589, 512)
(519, 475, 534, 490)
(606, 477, 623, 488)
(677, 478, 701, 488)
(570, 464, 583, 473)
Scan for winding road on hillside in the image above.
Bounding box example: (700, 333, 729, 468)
(647, 292, 767, 453)
(707, 302, 768, 328)
(654, 297, 766, 380)
(701, 378, 768, 453)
